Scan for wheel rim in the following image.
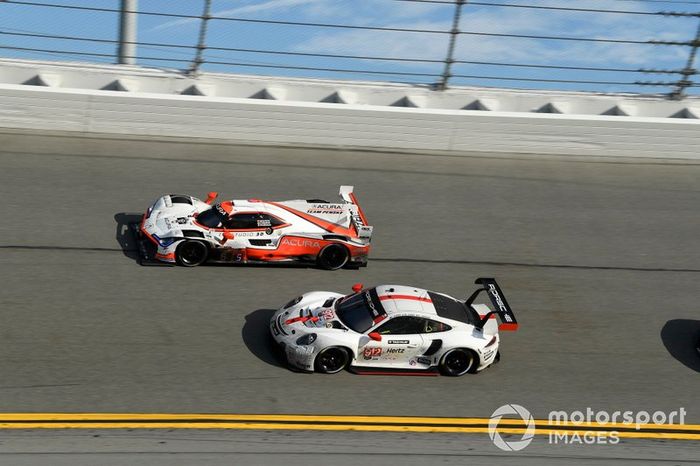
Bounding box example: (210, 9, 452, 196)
(444, 350, 474, 375)
(179, 242, 205, 265)
(317, 348, 347, 373)
(320, 245, 349, 270)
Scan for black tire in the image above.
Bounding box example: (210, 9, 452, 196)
(176, 240, 208, 267)
(314, 347, 349, 374)
(317, 244, 350, 270)
(439, 348, 478, 376)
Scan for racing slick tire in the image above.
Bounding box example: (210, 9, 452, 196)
(317, 244, 350, 270)
(439, 348, 478, 376)
(314, 347, 350, 374)
(175, 240, 209, 267)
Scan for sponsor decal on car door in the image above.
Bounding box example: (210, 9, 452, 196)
(359, 334, 426, 368)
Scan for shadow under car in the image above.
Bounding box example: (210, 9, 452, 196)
(660, 319, 700, 373)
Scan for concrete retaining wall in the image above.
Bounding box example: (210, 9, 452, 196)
(1, 60, 699, 159)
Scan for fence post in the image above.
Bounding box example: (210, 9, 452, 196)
(117, 0, 138, 65)
(670, 19, 700, 100)
(188, 0, 212, 76)
(437, 0, 466, 91)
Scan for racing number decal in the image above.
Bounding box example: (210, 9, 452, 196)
(363, 347, 382, 360)
(221, 248, 245, 262)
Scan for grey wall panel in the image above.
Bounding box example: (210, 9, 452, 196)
(1, 85, 698, 159)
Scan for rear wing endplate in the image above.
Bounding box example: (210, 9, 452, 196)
(465, 277, 518, 331)
(339, 185, 372, 239)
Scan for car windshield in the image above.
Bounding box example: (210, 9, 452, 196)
(196, 205, 227, 228)
(335, 290, 377, 333)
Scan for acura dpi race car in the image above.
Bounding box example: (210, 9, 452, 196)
(270, 278, 518, 376)
(135, 186, 372, 269)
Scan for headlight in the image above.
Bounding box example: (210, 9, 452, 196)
(296, 333, 317, 345)
(284, 296, 303, 309)
(158, 237, 178, 247)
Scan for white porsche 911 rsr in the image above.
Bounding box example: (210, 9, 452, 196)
(135, 186, 372, 270)
(270, 278, 518, 376)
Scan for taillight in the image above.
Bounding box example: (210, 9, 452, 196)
(485, 335, 497, 347)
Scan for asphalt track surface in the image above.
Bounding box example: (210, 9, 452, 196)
(0, 131, 699, 463)
(1, 430, 699, 466)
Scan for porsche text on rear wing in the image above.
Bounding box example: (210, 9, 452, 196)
(465, 277, 519, 331)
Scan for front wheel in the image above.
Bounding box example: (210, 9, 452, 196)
(317, 244, 350, 270)
(439, 348, 478, 376)
(314, 347, 349, 374)
(176, 240, 208, 267)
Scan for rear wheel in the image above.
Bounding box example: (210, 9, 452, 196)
(314, 347, 349, 374)
(317, 244, 350, 270)
(439, 348, 478, 376)
(176, 240, 208, 267)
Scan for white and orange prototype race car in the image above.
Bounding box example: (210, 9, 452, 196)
(270, 278, 518, 376)
(135, 186, 372, 269)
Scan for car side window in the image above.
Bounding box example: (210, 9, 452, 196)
(422, 319, 451, 334)
(376, 317, 452, 335)
(375, 316, 424, 335)
(225, 213, 260, 229)
(225, 213, 285, 230)
(257, 213, 285, 228)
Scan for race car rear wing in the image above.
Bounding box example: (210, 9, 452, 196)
(465, 277, 518, 331)
(339, 185, 373, 239)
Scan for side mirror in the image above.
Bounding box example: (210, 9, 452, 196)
(368, 332, 382, 342)
(352, 283, 363, 293)
(205, 192, 218, 205)
(223, 231, 235, 240)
